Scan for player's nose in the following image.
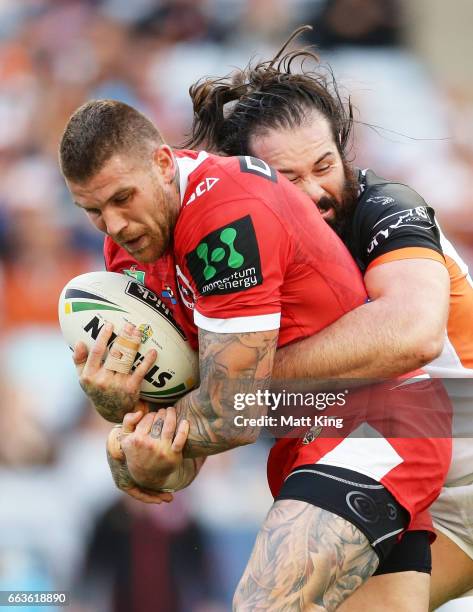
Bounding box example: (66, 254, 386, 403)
(302, 178, 327, 204)
(103, 208, 128, 238)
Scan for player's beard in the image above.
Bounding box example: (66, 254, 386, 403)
(318, 162, 359, 238)
(125, 180, 178, 263)
(148, 184, 178, 262)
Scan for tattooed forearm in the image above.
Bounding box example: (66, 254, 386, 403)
(157, 457, 206, 491)
(175, 328, 278, 458)
(233, 500, 379, 611)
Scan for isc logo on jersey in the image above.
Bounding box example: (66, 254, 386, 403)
(184, 177, 219, 206)
(186, 215, 263, 296)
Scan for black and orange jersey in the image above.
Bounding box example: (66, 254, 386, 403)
(346, 168, 473, 374)
(346, 168, 445, 272)
(345, 168, 473, 486)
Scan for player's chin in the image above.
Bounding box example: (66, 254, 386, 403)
(126, 242, 161, 264)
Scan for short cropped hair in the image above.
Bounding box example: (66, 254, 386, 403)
(59, 99, 163, 183)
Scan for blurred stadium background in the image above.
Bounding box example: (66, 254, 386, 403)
(0, 1, 472, 610)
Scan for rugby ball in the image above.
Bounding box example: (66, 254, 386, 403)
(58, 271, 198, 403)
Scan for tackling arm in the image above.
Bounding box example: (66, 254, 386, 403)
(272, 258, 449, 380)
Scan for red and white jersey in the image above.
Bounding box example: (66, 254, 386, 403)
(105, 151, 451, 527)
(173, 151, 367, 344)
(105, 149, 368, 348)
(266, 378, 451, 530)
(104, 243, 190, 342)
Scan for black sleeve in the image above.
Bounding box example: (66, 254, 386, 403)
(353, 183, 444, 269)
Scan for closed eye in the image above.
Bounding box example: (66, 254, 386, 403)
(112, 190, 134, 204)
(314, 164, 331, 174)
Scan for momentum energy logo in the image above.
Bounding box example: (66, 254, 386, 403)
(186, 215, 262, 296)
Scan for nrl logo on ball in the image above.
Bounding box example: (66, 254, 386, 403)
(138, 323, 153, 343)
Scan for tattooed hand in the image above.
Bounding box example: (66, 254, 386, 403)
(106, 419, 175, 504)
(120, 407, 191, 490)
(73, 322, 157, 422)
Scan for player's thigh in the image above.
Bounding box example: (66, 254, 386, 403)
(430, 529, 473, 610)
(233, 499, 379, 611)
(337, 571, 430, 612)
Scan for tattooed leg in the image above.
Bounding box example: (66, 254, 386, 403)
(233, 499, 379, 611)
(336, 571, 430, 612)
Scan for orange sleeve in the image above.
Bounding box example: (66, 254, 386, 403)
(366, 247, 446, 272)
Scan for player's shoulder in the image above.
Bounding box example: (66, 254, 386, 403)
(176, 151, 296, 242)
(356, 168, 428, 223)
(177, 150, 281, 208)
(350, 168, 441, 268)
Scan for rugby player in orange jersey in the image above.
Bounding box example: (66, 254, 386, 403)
(60, 94, 451, 611)
(184, 28, 473, 611)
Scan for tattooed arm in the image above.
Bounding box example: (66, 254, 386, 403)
(107, 443, 204, 495)
(174, 327, 279, 458)
(115, 326, 278, 492)
(106, 413, 206, 498)
(122, 324, 279, 493)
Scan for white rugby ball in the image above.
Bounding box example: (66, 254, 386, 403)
(58, 271, 198, 403)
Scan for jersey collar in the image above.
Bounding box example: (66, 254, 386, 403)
(175, 151, 209, 206)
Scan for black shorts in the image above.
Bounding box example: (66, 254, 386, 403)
(275, 464, 410, 564)
(374, 530, 431, 575)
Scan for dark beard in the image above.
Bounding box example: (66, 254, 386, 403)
(319, 162, 359, 238)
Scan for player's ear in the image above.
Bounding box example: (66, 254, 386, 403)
(153, 145, 176, 185)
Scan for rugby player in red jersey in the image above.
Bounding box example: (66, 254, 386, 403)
(184, 29, 473, 611)
(59, 99, 451, 611)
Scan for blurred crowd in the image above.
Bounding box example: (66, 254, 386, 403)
(0, 1, 471, 610)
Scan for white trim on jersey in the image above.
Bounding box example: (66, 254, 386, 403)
(194, 309, 281, 333)
(176, 152, 209, 205)
(430, 221, 473, 376)
(316, 423, 403, 482)
(426, 336, 473, 376)
(437, 222, 473, 289)
(389, 373, 431, 389)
